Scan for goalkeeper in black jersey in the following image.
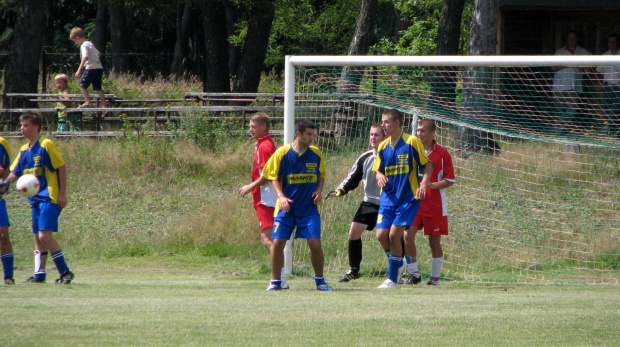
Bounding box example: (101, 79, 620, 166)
(326, 124, 387, 282)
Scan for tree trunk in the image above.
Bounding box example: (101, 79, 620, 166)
(202, 0, 230, 92)
(461, 0, 501, 156)
(108, 2, 129, 72)
(3, 0, 48, 111)
(171, 1, 192, 77)
(431, 0, 465, 103)
(348, 0, 377, 56)
(226, 5, 242, 78)
(94, 0, 108, 68)
(338, 0, 377, 92)
(232, 0, 275, 93)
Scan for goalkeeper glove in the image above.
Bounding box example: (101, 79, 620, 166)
(335, 188, 345, 197)
(0, 179, 10, 197)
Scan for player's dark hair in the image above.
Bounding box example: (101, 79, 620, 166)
(418, 118, 436, 131)
(382, 108, 402, 126)
(370, 123, 385, 135)
(608, 33, 620, 42)
(295, 119, 317, 134)
(251, 112, 270, 131)
(20, 110, 42, 131)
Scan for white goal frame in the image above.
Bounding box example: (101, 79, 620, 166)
(282, 54, 620, 276)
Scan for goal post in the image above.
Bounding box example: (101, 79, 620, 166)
(283, 55, 620, 284)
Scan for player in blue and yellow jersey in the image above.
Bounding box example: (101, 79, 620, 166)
(261, 119, 333, 291)
(372, 109, 433, 289)
(7, 111, 74, 284)
(0, 137, 15, 285)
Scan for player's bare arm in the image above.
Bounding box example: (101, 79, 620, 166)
(239, 176, 269, 197)
(271, 180, 292, 212)
(430, 179, 454, 190)
(312, 177, 325, 205)
(57, 165, 68, 209)
(75, 57, 87, 78)
(376, 171, 388, 187)
(416, 163, 434, 199)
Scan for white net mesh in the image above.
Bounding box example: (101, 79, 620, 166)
(286, 59, 619, 284)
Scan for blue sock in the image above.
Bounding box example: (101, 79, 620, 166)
(51, 250, 69, 274)
(270, 279, 282, 287)
(1, 253, 14, 279)
(388, 256, 403, 283)
(314, 276, 326, 287)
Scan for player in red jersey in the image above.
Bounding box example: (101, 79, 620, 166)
(238, 113, 287, 288)
(404, 119, 455, 285)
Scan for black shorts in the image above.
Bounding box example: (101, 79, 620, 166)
(352, 201, 379, 231)
(79, 68, 103, 91)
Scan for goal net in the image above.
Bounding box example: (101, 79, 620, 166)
(284, 56, 619, 285)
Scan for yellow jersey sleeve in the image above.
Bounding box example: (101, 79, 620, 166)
(262, 145, 289, 181)
(41, 138, 66, 169)
(308, 146, 326, 179)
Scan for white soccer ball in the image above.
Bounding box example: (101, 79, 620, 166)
(16, 174, 40, 197)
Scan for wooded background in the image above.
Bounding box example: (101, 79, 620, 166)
(0, 0, 475, 102)
(4, 1, 618, 105)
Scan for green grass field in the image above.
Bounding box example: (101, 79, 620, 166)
(2, 255, 619, 347)
(0, 134, 618, 346)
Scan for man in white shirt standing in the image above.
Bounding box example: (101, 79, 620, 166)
(596, 33, 620, 133)
(552, 30, 592, 130)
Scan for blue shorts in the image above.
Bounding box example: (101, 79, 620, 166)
(0, 200, 10, 227)
(79, 68, 104, 91)
(272, 213, 321, 240)
(31, 202, 61, 234)
(376, 200, 420, 229)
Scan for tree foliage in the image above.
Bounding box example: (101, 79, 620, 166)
(0, 0, 475, 94)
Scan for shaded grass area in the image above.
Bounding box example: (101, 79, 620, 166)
(1, 256, 619, 347)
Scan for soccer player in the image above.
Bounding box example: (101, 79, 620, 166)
(404, 119, 455, 285)
(7, 111, 74, 284)
(326, 124, 386, 282)
(373, 109, 432, 289)
(262, 119, 332, 291)
(238, 112, 288, 288)
(0, 136, 14, 285)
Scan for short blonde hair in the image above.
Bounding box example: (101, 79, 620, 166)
(54, 74, 68, 83)
(250, 112, 270, 131)
(70, 27, 85, 39)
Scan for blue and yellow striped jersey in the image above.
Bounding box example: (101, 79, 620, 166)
(372, 133, 430, 207)
(262, 144, 326, 217)
(10, 137, 65, 205)
(0, 138, 10, 200)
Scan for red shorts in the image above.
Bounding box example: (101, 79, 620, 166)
(411, 214, 449, 236)
(255, 204, 275, 233)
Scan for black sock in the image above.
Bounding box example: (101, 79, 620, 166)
(349, 239, 363, 271)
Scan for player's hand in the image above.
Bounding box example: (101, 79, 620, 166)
(376, 172, 388, 187)
(415, 187, 426, 199)
(238, 184, 251, 197)
(0, 179, 10, 198)
(57, 192, 67, 209)
(278, 195, 292, 212)
(416, 183, 431, 200)
(312, 191, 322, 205)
